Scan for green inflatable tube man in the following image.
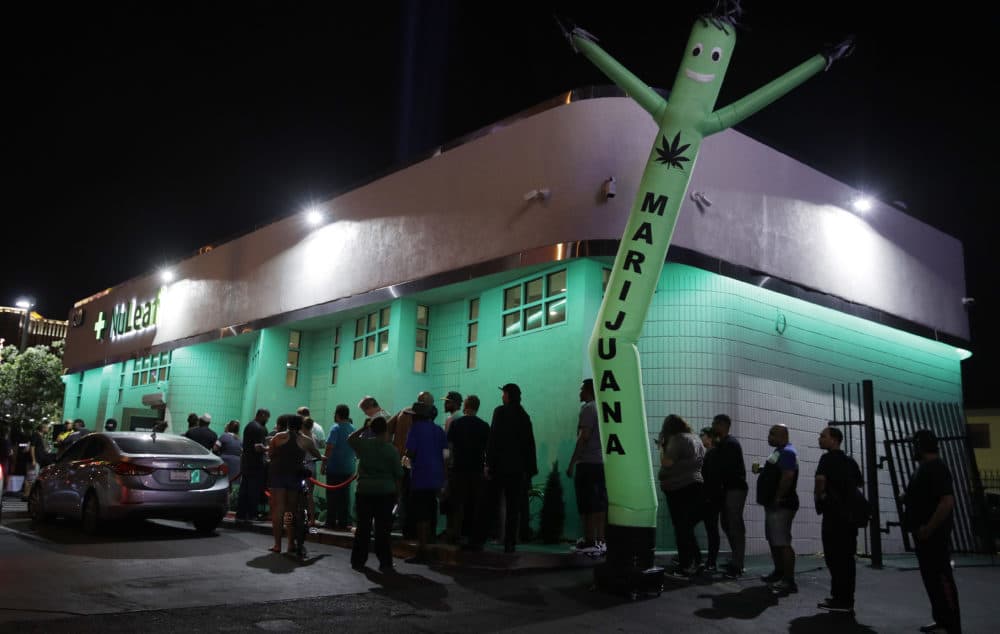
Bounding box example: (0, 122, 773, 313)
(562, 7, 852, 565)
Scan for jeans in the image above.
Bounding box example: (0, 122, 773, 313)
(916, 537, 961, 632)
(352, 493, 396, 568)
(326, 472, 353, 527)
(236, 466, 266, 520)
(822, 519, 857, 604)
(720, 488, 747, 569)
(703, 499, 721, 566)
(664, 481, 704, 569)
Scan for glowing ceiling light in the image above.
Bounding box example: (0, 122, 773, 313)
(851, 196, 873, 213)
(305, 207, 324, 226)
(160, 269, 175, 283)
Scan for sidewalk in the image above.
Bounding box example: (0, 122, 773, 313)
(220, 510, 605, 571)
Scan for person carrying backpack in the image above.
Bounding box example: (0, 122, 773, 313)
(814, 426, 864, 614)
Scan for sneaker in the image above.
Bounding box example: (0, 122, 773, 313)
(760, 570, 782, 584)
(573, 540, 601, 554)
(769, 579, 798, 595)
(379, 563, 397, 574)
(597, 540, 607, 552)
(664, 566, 693, 581)
(919, 624, 946, 633)
(704, 563, 718, 573)
(722, 564, 744, 579)
(817, 599, 854, 613)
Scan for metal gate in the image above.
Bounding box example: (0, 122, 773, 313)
(880, 399, 994, 554)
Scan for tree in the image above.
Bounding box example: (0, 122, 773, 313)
(0, 341, 65, 433)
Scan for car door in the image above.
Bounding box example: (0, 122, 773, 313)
(44, 440, 88, 513)
(65, 437, 107, 516)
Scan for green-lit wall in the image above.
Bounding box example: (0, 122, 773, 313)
(62, 259, 964, 553)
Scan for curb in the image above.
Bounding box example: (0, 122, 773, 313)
(221, 514, 603, 571)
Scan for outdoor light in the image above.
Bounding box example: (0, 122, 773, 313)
(851, 196, 873, 213)
(15, 297, 34, 351)
(305, 207, 324, 226)
(160, 269, 175, 283)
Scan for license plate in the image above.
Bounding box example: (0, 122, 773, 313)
(169, 470, 190, 481)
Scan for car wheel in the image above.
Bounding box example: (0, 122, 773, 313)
(82, 492, 103, 535)
(193, 512, 224, 535)
(28, 486, 51, 524)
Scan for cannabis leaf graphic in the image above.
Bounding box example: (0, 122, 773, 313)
(654, 132, 691, 170)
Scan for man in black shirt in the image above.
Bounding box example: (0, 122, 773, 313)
(814, 426, 863, 613)
(185, 414, 218, 450)
(446, 395, 490, 548)
(236, 408, 270, 522)
(486, 383, 538, 553)
(903, 430, 961, 634)
(711, 414, 748, 578)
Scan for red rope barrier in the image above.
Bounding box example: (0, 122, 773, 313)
(228, 471, 358, 490)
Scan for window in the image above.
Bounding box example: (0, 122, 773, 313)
(132, 351, 172, 387)
(466, 297, 479, 369)
(501, 269, 567, 337)
(331, 327, 341, 385)
(414, 304, 429, 373)
(286, 330, 301, 388)
(968, 423, 991, 449)
(354, 307, 390, 359)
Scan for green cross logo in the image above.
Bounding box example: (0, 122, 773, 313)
(94, 311, 107, 341)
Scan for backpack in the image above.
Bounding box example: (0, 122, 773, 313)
(845, 486, 872, 529)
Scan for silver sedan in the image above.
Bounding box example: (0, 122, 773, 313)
(27, 431, 229, 534)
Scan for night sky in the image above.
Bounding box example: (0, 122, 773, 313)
(6, 2, 997, 407)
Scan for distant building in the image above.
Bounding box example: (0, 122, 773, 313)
(0, 306, 67, 355)
(59, 90, 971, 554)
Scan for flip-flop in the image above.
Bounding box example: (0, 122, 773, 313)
(268, 546, 281, 553)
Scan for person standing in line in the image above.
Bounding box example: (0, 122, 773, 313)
(358, 396, 392, 440)
(486, 383, 538, 553)
(814, 426, 863, 614)
(903, 430, 961, 634)
(439, 391, 463, 538)
(566, 378, 607, 555)
(658, 414, 705, 579)
(386, 391, 435, 538)
(236, 408, 270, 522)
(712, 413, 748, 578)
(755, 424, 800, 595)
(348, 416, 403, 573)
(104, 418, 118, 432)
(215, 420, 243, 485)
(266, 414, 322, 554)
(699, 426, 723, 572)
(321, 404, 356, 531)
(182, 413, 199, 438)
(404, 400, 448, 563)
(186, 414, 217, 451)
(446, 394, 491, 549)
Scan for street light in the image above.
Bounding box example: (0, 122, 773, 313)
(15, 298, 34, 351)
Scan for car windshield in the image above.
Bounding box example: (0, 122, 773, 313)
(111, 436, 210, 456)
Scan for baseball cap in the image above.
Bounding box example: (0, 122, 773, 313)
(499, 383, 522, 399)
(199, 413, 212, 424)
(442, 391, 462, 404)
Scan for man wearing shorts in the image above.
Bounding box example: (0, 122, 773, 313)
(566, 378, 607, 555)
(756, 424, 799, 595)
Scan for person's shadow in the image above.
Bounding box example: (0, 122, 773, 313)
(788, 612, 877, 633)
(694, 586, 778, 620)
(361, 567, 451, 612)
(246, 551, 328, 574)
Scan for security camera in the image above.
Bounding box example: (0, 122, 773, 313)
(602, 177, 616, 199)
(523, 188, 551, 202)
(961, 297, 975, 307)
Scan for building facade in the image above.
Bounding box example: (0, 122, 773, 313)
(60, 92, 970, 554)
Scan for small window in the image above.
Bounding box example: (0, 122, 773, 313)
(414, 304, 429, 373)
(286, 368, 298, 388)
(286, 330, 301, 388)
(286, 350, 299, 367)
(288, 330, 301, 350)
(501, 268, 568, 338)
(466, 297, 479, 370)
(354, 308, 391, 359)
(968, 423, 991, 449)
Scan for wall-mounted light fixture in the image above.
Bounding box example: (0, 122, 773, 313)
(523, 188, 551, 202)
(601, 177, 616, 199)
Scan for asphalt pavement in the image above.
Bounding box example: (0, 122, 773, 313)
(1, 496, 996, 632)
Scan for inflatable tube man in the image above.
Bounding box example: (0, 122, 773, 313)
(563, 8, 852, 573)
